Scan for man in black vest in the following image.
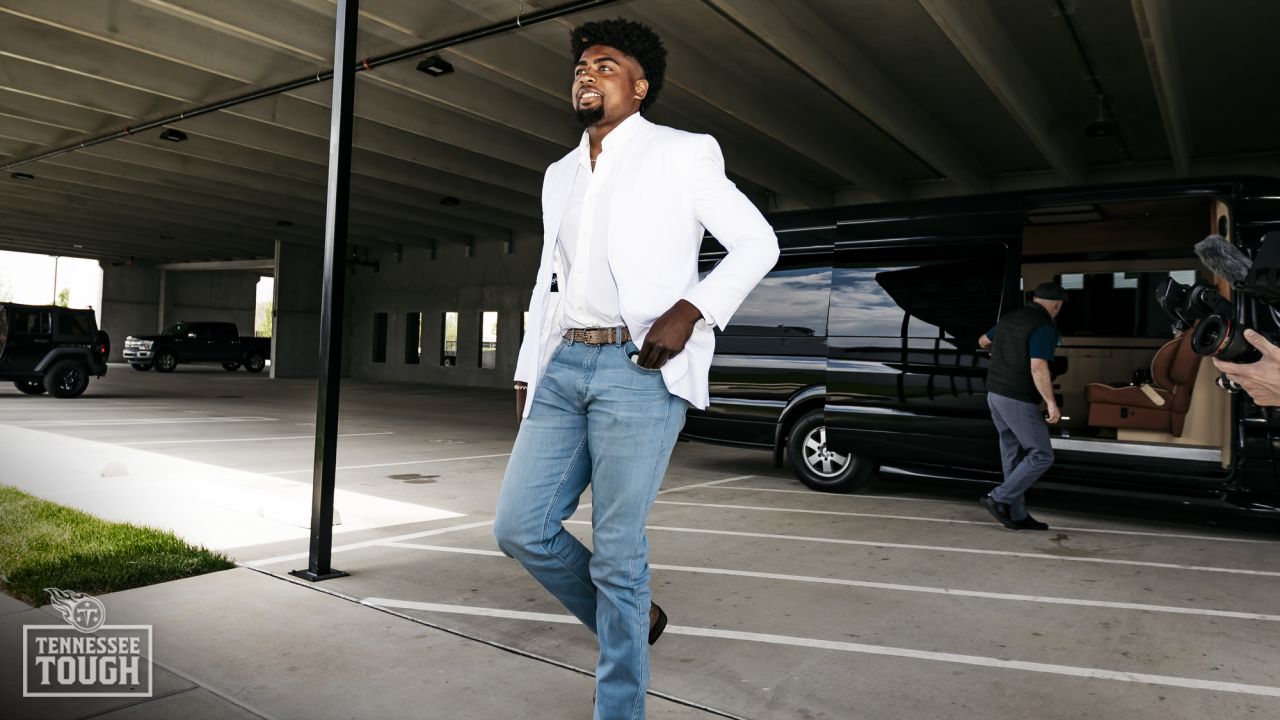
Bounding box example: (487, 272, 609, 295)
(977, 282, 1066, 531)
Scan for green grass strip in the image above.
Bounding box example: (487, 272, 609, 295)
(0, 485, 235, 607)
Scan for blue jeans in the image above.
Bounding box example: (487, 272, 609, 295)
(987, 392, 1054, 520)
(494, 336, 687, 720)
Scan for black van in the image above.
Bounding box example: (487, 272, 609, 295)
(681, 176, 1280, 511)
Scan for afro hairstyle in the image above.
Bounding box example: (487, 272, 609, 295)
(569, 18, 667, 113)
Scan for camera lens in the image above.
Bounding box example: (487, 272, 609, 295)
(1192, 315, 1261, 363)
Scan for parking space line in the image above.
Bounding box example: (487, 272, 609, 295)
(242, 475, 755, 566)
(264, 452, 514, 474)
(17, 416, 277, 426)
(0, 405, 174, 412)
(379, 542, 1280, 622)
(653, 499, 1280, 545)
(361, 597, 1280, 698)
(564, 521, 1280, 577)
(122, 431, 394, 446)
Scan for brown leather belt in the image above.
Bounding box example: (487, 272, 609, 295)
(563, 327, 631, 345)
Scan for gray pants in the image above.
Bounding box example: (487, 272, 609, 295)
(987, 392, 1054, 520)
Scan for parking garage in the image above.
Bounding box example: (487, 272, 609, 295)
(3, 2, 1280, 719)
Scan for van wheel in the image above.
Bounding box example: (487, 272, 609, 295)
(14, 380, 46, 395)
(154, 350, 178, 373)
(45, 360, 90, 398)
(131, 363, 152, 371)
(221, 361, 241, 371)
(243, 352, 265, 373)
(786, 410, 874, 493)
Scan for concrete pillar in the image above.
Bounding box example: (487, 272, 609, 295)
(99, 263, 162, 362)
(272, 240, 323, 378)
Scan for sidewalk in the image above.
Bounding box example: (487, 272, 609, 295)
(2, 568, 721, 720)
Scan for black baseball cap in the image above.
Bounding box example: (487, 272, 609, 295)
(1033, 282, 1066, 301)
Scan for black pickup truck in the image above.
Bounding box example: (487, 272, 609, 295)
(123, 321, 270, 373)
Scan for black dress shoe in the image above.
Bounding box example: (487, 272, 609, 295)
(980, 494, 1019, 530)
(648, 603, 668, 645)
(1014, 514, 1049, 531)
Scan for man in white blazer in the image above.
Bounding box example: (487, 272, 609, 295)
(493, 18, 778, 719)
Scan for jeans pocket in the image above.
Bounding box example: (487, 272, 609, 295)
(620, 341, 662, 375)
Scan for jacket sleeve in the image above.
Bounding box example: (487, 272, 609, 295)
(680, 134, 779, 329)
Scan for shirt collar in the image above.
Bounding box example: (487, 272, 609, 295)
(574, 112, 648, 168)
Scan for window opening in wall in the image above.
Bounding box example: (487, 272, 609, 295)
(405, 312, 422, 364)
(480, 311, 498, 369)
(441, 311, 458, 366)
(255, 276, 274, 337)
(372, 312, 388, 363)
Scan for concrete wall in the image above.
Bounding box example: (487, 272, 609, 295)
(164, 270, 258, 334)
(344, 234, 538, 389)
(272, 240, 324, 378)
(99, 264, 162, 362)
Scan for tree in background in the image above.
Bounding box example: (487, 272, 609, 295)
(255, 301, 273, 337)
(55, 288, 70, 307)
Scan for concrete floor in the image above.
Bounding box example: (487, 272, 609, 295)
(3, 364, 1279, 719)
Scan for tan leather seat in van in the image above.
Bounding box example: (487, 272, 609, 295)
(1085, 329, 1202, 437)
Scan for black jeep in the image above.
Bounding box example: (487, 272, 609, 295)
(0, 303, 109, 398)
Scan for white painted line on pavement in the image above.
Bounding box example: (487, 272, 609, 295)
(0, 405, 174, 412)
(19, 416, 277, 427)
(243, 475, 754, 566)
(360, 597, 1280, 698)
(653, 499, 1280, 545)
(122, 431, 394, 446)
(564, 521, 1280, 577)
(264, 452, 513, 474)
(380, 542, 1280, 622)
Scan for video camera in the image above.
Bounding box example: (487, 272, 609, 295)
(1155, 231, 1280, 364)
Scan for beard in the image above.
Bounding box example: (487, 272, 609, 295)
(575, 105, 604, 127)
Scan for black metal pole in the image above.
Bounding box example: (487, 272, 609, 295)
(291, 0, 360, 582)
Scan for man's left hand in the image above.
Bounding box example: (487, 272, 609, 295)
(1213, 329, 1280, 406)
(637, 299, 703, 369)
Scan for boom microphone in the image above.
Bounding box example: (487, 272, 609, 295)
(1195, 234, 1252, 285)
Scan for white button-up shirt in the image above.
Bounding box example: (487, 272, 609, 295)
(555, 115, 643, 330)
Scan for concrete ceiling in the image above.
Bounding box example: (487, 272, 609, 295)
(0, 0, 1277, 265)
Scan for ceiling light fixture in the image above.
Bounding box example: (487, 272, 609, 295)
(159, 128, 188, 142)
(1083, 95, 1116, 138)
(11, 172, 35, 181)
(416, 55, 454, 77)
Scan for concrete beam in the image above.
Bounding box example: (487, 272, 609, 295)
(917, 0, 1083, 184)
(1131, 0, 1191, 177)
(156, 259, 275, 272)
(706, 0, 988, 193)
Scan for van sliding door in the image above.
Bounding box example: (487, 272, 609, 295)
(826, 209, 1020, 468)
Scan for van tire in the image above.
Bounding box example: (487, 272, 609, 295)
(14, 380, 46, 395)
(44, 360, 90, 398)
(154, 349, 178, 373)
(787, 410, 874, 493)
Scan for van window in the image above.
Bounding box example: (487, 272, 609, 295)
(829, 244, 1005, 342)
(1055, 270, 1198, 338)
(720, 254, 831, 337)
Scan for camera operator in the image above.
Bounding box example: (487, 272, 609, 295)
(1213, 329, 1280, 406)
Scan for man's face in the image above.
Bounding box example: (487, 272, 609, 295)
(1047, 300, 1064, 318)
(572, 44, 647, 127)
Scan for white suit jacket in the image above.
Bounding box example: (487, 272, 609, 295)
(514, 115, 780, 417)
